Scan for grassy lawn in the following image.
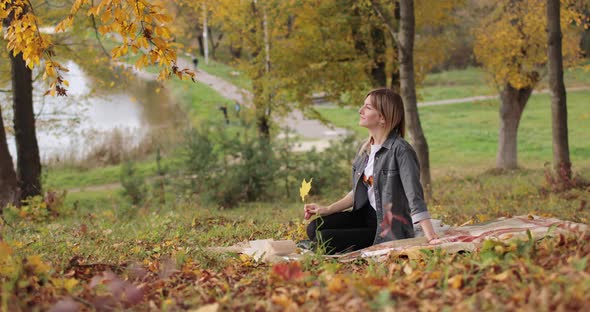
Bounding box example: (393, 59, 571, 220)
(317, 90, 590, 173)
(3, 167, 589, 310)
(420, 65, 590, 102)
(419, 67, 496, 101)
(184, 55, 252, 91)
(25, 64, 590, 310)
(44, 150, 185, 190)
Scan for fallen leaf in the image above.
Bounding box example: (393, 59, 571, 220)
(271, 294, 298, 311)
(193, 303, 219, 312)
(271, 262, 304, 281)
(448, 275, 463, 289)
(48, 297, 79, 312)
(490, 270, 511, 282)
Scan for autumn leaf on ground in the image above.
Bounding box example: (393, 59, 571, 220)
(299, 178, 313, 202)
(271, 262, 304, 281)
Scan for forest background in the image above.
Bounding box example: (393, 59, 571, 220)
(1, 0, 590, 310)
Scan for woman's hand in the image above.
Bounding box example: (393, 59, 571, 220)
(304, 203, 329, 220)
(418, 219, 442, 244)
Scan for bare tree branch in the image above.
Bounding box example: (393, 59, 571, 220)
(90, 14, 111, 59)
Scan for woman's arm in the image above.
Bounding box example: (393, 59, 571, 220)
(419, 219, 439, 242)
(304, 192, 353, 220)
(396, 147, 440, 242)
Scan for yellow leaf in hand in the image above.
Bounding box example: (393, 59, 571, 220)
(299, 178, 312, 202)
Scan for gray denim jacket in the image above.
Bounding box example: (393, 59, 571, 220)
(350, 130, 431, 245)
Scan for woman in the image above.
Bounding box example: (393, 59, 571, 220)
(304, 88, 439, 254)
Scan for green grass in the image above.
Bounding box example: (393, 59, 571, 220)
(3, 167, 589, 310)
(7, 167, 590, 266)
(419, 66, 590, 102)
(419, 67, 496, 101)
(44, 149, 185, 190)
(317, 90, 590, 172)
(168, 75, 235, 124)
(184, 55, 252, 90)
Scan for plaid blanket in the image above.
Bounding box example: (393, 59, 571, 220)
(335, 215, 588, 261)
(211, 215, 587, 262)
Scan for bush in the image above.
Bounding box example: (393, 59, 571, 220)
(120, 161, 147, 205)
(181, 126, 279, 208)
(1, 191, 65, 223)
(289, 134, 360, 198)
(180, 125, 360, 207)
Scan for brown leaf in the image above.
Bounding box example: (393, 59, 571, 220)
(448, 275, 463, 289)
(271, 262, 304, 281)
(48, 297, 79, 312)
(122, 283, 144, 305)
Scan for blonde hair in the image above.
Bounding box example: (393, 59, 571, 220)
(359, 88, 405, 154)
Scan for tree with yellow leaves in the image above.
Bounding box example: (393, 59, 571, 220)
(369, 0, 463, 196)
(474, 0, 584, 170)
(0, 0, 192, 205)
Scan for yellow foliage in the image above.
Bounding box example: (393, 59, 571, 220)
(0, 242, 14, 260)
(51, 277, 79, 292)
(327, 274, 348, 293)
(0, 0, 193, 96)
(448, 274, 463, 289)
(474, 0, 584, 89)
(26, 255, 51, 276)
(0, 242, 18, 278)
(299, 178, 313, 202)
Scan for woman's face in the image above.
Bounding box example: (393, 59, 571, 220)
(359, 95, 383, 129)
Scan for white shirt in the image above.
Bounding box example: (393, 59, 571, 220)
(364, 144, 382, 210)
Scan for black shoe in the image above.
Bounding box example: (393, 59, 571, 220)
(296, 240, 317, 251)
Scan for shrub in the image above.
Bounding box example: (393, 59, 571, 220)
(181, 124, 360, 207)
(289, 134, 360, 198)
(120, 161, 147, 205)
(181, 126, 279, 208)
(2, 191, 65, 223)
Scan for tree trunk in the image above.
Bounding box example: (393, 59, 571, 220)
(0, 106, 18, 211)
(547, 0, 571, 180)
(208, 30, 223, 60)
(229, 40, 242, 59)
(197, 34, 205, 57)
(390, 1, 401, 93)
(202, 3, 209, 64)
(11, 50, 42, 200)
(252, 73, 271, 143)
(371, 25, 387, 87)
(398, 0, 432, 198)
(496, 83, 533, 169)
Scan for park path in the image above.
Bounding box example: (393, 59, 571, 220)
(418, 86, 590, 107)
(175, 58, 349, 151)
(121, 58, 349, 151)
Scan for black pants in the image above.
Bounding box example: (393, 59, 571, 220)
(306, 205, 377, 254)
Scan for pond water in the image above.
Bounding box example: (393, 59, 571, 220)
(3, 61, 184, 163)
